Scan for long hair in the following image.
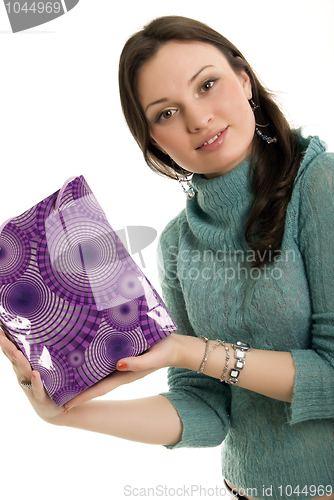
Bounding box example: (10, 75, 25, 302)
(118, 16, 304, 266)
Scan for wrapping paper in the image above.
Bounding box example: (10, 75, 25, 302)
(0, 176, 177, 405)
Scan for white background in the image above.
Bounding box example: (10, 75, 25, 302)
(0, 1, 333, 499)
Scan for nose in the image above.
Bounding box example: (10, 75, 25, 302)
(185, 101, 213, 133)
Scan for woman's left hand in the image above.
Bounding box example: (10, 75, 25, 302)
(64, 333, 191, 411)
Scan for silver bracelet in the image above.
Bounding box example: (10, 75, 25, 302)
(210, 339, 230, 382)
(226, 341, 250, 385)
(197, 336, 209, 373)
(219, 341, 231, 382)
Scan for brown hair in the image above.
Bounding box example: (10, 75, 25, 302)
(118, 16, 304, 266)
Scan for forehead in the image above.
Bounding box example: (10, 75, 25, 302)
(137, 41, 230, 106)
(152, 39, 226, 62)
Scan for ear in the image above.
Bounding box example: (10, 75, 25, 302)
(237, 69, 252, 100)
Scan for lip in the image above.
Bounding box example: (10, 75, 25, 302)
(195, 127, 228, 152)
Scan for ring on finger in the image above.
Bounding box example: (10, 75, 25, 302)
(20, 380, 32, 390)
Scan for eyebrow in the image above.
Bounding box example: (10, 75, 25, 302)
(145, 65, 214, 113)
(189, 64, 214, 83)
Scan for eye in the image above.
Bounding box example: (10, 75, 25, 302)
(156, 108, 177, 123)
(199, 79, 217, 93)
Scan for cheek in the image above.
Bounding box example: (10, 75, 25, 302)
(151, 128, 181, 155)
(230, 92, 255, 132)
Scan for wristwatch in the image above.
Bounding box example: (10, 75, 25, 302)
(227, 341, 250, 386)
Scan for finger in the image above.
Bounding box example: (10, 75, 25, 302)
(64, 371, 134, 409)
(19, 370, 49, 410)
(30, 370, 47, 400)
(116, 348, 161, 373)
(64, 368, 155, 410)
(19, 371, 42, 396)
(0, 331, 36, 389)
(63, 374, 118, 410)
(1, 348, 11, 362)
(11, 349, 33, 380)
(0, 333, 20, 363)
(0, 327, 10, 345)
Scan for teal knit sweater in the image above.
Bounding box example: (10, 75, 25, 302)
(158, 134, 334, 498)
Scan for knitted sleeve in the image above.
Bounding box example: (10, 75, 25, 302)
(290, 153, 334, 424)
(157, 215, 231, 449)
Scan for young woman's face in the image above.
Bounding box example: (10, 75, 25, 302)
(137, 41, 255, 179)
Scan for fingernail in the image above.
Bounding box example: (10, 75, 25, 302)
(117, 362, 128, 370)
(63, 406, 72, 413)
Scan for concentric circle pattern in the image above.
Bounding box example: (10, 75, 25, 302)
(38, 208, 124, 306)
(76, 319, 149, 386)
(69, 177, 105, 220)
(0, 176, 176, 406)
(103, 298, 140, 331)
(67, 349, 85, 368)
(117, 271, 145, 300)
(36, 192, 58, 233)
(75, 193, 106, 221)
(52, 385, 82, 407)
(0, 260, 101, 347)
(13, 206, 38, 240)
(71, 176, 91, 202)
(115, 234, 132, 262)
(29, 345, 75, 396)
(0, 223, 31, 285)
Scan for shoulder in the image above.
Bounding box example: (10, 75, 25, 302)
(297, 152, 334, 204)
(286, 135, 333, 237)
(291, 134, 334, 203)
(294, 134, 332, 189)
(290, 136, 334, 234)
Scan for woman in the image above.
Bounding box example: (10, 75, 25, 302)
(1, 16, 333, 500)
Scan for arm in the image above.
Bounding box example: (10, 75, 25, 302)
(61, 397, 182, 445)
(288, 153, 334, 423)
(145, 218, 296, 404)
(0, 327, 182, 446)
(146, 159, 334, 413)
(179, 335, 295, 402)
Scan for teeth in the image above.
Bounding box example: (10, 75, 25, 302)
(203, 132, 221, 146)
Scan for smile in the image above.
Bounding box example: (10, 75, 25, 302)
(203, 132, 221, 146)
(196, 127, 228, 151)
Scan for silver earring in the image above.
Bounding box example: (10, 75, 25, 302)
(249, 99, 277, 145)
(177, 175, 196, 200)
(249, 99, 259, 111)
(171, 159, 196, 200)
(255, 127, 277, 144)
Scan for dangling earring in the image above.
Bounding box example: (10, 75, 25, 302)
(171, 159, 196, 200)
(176, 174, 196, 200)
(249, 99, 277, 145)
(249, 99, 259, 111)
(255, 127, 277, 144)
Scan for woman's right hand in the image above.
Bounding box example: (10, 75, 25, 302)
(0, 327, 183, 445)
(0, 327, 66, 425)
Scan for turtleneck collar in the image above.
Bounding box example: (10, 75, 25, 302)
(185, 157, 254, 252)
(183, 134, 326, 253)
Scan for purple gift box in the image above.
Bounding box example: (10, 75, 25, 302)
(0, 176, 177, 406)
